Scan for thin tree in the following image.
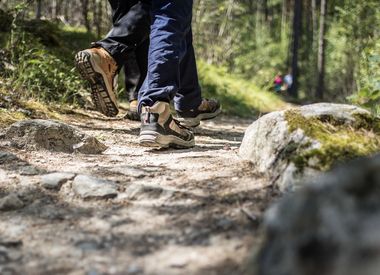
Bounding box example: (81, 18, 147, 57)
(35, 0, 42, 19)
(290, 0, 302, 98)
(80, 0, 91, 32)
(316, 0, 327, 100)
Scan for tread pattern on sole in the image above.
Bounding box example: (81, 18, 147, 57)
(75, 51, 119, 117)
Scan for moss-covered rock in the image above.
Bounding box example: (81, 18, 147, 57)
(285, 109, 380, 171)
(239, 103, 380, 192)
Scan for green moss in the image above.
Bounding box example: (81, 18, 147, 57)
(285, 109, 380, 171)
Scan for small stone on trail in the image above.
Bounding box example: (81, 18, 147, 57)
(0, 194, 24, 211)
(19, 165, 41, 176)
(41, 172, 76, 190)
(109, 166, 147, 178)
(72, 175, 118, 199)
(0, 151, 19, 165)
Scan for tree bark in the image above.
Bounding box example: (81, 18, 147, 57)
(80, 0, 91, 33)
(316, 0, 327, 100)
(36, 0, 42, 19)
(290, 0, 302, 98)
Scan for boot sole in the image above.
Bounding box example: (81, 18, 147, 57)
(75, 51, 119, 117)
(176, 107, 222, 127)
(139, 131, 195, 149)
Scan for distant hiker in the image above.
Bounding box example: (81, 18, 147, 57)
(75, 0, 221, 150)
(274, 73, 283, 93)
(77, 0, 151, 120)
(283, 70, 293, 93)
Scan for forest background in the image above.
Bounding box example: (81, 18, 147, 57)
(0, 0, 379, 118)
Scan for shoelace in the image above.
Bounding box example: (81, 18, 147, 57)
(173, 118, 192, 131)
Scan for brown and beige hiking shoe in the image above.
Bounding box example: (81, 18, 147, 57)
(75, 47, 119, 117)
(124, 100, 140, 121)
(175, 98, 221, 127)
(139, 101, 195, 149)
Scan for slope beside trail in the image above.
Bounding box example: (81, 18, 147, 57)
(0, 111, 278, 275)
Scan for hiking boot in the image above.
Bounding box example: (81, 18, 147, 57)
(75, 47, 119, 117)
(139, 101, 195, 149)
(124, 100, 140, 121)
(175, 98, 221, 127)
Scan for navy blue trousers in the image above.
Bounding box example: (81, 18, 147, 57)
(138, 0, 202, 112)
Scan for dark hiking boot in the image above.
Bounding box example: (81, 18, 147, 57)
(139, 102, 195, 149)
(175, 98, 221, 127)
(124, 100, 140, 121)
(75, 47, 119, 117)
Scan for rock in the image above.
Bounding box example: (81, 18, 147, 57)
(0, 194, 24, 211)
(123, 184, 174, 201)
(5, 119, 107, 154)
(19, 165, 42, 176)
(0, 169, 11, 183)
(41, 172, 76, 190)
(252, 154, 380, 275)
(72, 175, 118, 199)
(0, 152, 19, 165)
(239, 103, 379, 192)
(108, 166, 147, 178)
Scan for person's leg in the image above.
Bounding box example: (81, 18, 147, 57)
(75, 0, 151, 117)
(95, 0, 151, 67)
(138, 0, 193, 108)
(138, 0, 195, 148)
(124, 33, 150, 121)
(123, 52, 140, 102)
(139, 4, 221, 127)
(173, 29, 202, 112)
(173, 31, 221, 127)
(134, 38, 150, 96)
(123, 52, 141, 121)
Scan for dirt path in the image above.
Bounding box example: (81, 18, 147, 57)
(0, 112, 277, 275)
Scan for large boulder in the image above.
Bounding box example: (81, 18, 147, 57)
(251, 154, 380, 275)
(239, 103, 380, 192)
(5, 119, 107, 154)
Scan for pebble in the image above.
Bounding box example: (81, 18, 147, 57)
(41, 172, 76, 190)
(19, 166, 41, 176)
(109, 166, 147, 178)
(0, 194, 24, 211)
(72, 175, 118, 199)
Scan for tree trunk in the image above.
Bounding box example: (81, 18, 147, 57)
(316, 0, 327, 100)
(51, 0, 57, 18)
(80, 0, 91, 33)
(36, 0, 42, 19)
(96, 0, 103, 38)
(290, 0, 302, 98)
(281, 0, 287, 42)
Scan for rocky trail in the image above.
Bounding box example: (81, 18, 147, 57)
(0, 111, 277, 275)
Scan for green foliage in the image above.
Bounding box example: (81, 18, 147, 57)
(324, 1, 380, 102)
(13, 45, 84, 102)
(348, 40, 380, 116)
(1, 13, 94, 104)
(0, 9, 12, 32)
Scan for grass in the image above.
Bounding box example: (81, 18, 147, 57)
(198, 61, 289, 117)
